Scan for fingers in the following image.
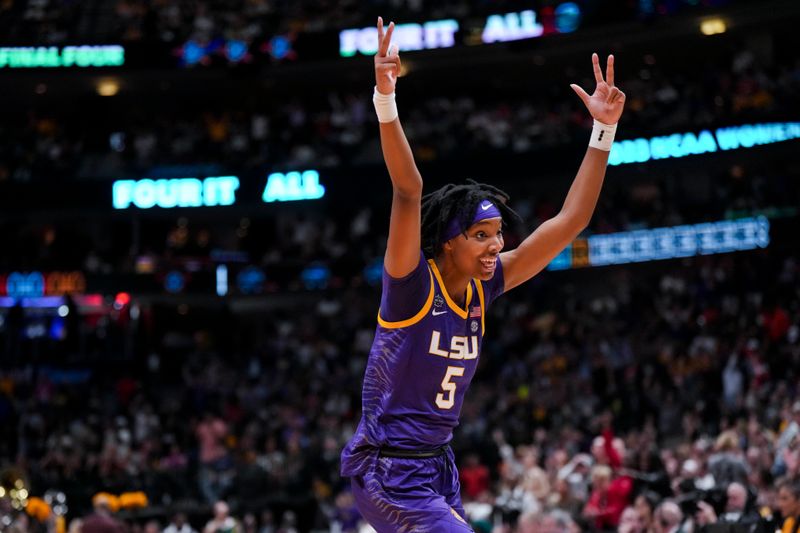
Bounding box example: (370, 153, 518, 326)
(606, 87, 620, 104)
(606, 54, 614, 87)
(570, 84, 591, 106)
(377, 18, 395, 57)
(376, 45, 401, 84)
(375, 45, 401, 68)
(376, 59, 400, 80)
(592, 52, 603, 84)
(591, 53, 616, 86)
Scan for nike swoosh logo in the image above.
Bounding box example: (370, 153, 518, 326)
(481, 203, 491, 211)
(432, 309, 447, 316)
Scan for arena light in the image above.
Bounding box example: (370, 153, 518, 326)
(554, 2, 582, 33)
(237, 267, 266, 294)
(45, 271, 86, 295)
(96, 78, 120, 96)
(5, 272, 45, 298)
(301, 263, 331, 290)
(700, 18, 727, 36)
(608, 122, 800, 166)
(0, 296, 64, 308)
(0, 45, 124, 69)
(164, 271, 185, 294)
(114, 292, 131, 308)
(548, 216, 770, 270)
(364, 258, 383, 286)
(216, 265, 228, 297)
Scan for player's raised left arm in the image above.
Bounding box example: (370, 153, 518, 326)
(501, 53, 625, 292)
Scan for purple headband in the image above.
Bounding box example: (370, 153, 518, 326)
(442, 200, 502, 242)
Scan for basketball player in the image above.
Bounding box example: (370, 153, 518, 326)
(340, 17, 626, 532)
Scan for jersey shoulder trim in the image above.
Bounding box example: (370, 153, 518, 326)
(474, 279, 486, 335)
(428, 259, 472, 319)
(377, 266, 435, 329)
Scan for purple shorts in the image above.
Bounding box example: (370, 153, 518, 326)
(350, 447, 474, 532)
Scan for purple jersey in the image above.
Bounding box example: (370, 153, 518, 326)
(341, 251, 504, 477)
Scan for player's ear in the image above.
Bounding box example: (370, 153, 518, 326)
(442, 239, 453, 252)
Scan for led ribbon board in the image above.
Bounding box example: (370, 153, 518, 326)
(262, 170, 325, 202)
(548, 216, 770, 270)
(113, 176, 239, 209)
(0, 45, 125, 68)
(482, 3, 581, 43)
(609, 122, 800, 166)
(0, 271, 86, 298)
(340, 19, 459, 56)
(339, 2, 581, 56)
(113, 171, 324, 209)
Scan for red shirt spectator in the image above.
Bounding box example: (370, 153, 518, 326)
(583, 464, 633, 530)
(459, 454, 490, 499)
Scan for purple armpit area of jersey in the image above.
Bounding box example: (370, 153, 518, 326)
(379, 251, 430, 323)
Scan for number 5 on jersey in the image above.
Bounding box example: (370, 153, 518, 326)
(436, 366, 465, 409)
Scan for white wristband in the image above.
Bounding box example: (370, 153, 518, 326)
(373, 87, 398, 123)
(589, 119, 617, 151)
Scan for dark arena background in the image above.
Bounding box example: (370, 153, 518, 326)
(1, 0, 800, 532)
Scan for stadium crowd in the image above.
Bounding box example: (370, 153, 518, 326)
(0, 42, 796, 184)
(0, 2, 799, 532)
(0, 229, 799, 532)
(1, 153, 799, 531)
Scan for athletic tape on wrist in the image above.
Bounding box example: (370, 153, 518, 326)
(589, 119, 617, 151)
(373, 87, 398, 123)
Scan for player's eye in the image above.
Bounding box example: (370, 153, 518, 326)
(475, 231, 487, 239)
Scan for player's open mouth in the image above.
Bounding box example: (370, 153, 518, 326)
(479, 257, 496, 273)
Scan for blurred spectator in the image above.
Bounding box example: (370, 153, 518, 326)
(633, 491, 661, 531)
(694, 482, 762, 529)
(203, 501, 240, 533)
(164, 513, 196, 533)
(774, 403, 800, 477)
(516, 509, 579, 533)
(709, 432, 750, 487)
(618, 506, 645, 533)
(777, 478, 800, 533)
(196, 414, 233, 503)
(81, 494, 125, 533)
(653, 501, 684, 533)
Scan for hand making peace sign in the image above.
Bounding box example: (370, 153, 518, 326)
(571, 53, 626, 125)
(375, 17, 401, 95)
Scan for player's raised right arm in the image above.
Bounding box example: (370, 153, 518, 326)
(375, 17, 422, 278)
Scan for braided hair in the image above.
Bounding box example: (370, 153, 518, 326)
(421, 179, 520, 258)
